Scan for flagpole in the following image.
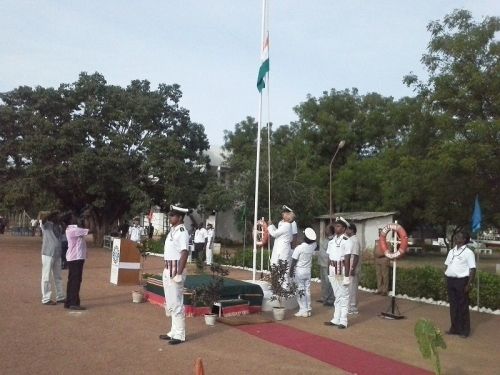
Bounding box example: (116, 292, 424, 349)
(252, 0, 267, 282)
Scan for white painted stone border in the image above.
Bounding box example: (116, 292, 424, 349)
(146, 253, 500, 316)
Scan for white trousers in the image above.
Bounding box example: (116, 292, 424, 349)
(205, 248, 213, 265)
(41, 255, 65, 303)
(295, 271, 311, 313)
(162, 269, 186, 341)
(349, 274, 359, 312)
(329, 275, 349, 326)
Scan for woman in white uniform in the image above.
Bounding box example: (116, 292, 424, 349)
(290, 228, 317, 317)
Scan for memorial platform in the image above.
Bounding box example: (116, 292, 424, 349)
(144, 274, 264, 317)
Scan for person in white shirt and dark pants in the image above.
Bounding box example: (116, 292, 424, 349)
(444, 231, 476, 338)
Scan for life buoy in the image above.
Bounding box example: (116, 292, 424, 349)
(379, 223, 408, 259)
(255, 220, 269, 247)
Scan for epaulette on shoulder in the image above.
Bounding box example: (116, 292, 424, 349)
(466, 245, 474, 251)
(180, 227, 185, 232)
(343, 236, 348, 240)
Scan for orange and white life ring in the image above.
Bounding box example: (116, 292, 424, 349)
(379, 223, 408, 259)
(255, 220, 269, 247)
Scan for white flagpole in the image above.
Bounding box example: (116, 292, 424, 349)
(252, 0, 267, 282)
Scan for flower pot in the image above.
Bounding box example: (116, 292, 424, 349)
(132, 290, 144, 303)
(272, 307, 286, 321)
(204, 313, 217, 326)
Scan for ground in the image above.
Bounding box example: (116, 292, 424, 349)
(1, 235, 499, 375)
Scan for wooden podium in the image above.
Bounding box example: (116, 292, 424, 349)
(110, 238, 141, 285)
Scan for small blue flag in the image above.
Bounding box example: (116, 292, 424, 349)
(471, 195, 482, 233)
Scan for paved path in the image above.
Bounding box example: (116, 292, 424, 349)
(0, 235, 498, 374)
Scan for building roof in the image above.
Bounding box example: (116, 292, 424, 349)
(316, 211, 397, 221)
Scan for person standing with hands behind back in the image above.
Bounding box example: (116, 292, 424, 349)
(444, 231, 476, 338)
(159, 205, 189, 345)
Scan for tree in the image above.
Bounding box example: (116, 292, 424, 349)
(0, 72, 210, 245)
(403, 9, 500, 232)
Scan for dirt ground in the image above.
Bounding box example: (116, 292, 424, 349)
(1, 235, 499, 375)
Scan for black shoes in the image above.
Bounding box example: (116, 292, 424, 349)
(42, 301, 56, 305)
(66, 305, 86, 310)
(324, 322, 337, 326)
(337, 324, 347, 329)
(168, 339, 184, 345)
(159, 335, 185, 345)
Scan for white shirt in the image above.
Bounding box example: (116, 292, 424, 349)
(194, 228, 208, 243)
(128, 225, 143, 242)
(268, 221, 293, 264)
(445, 245, 476, 278)
(345, 234, 361, 271)
(292, 242, 316, 272)
(291, 221, 298, 235)
(164, 224, 189, 260)
(327, 234, 348, 261)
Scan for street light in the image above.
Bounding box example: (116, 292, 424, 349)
(329, 140, 345, 223)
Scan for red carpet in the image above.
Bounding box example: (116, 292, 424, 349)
(238, 323, 431, 375)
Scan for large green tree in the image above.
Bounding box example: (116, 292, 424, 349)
(403, 9, 500, 232)
(0, 72, 209, 245)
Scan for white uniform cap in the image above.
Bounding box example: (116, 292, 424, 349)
(335, 216, 350, 228)
(169, 205, 189, 215)
(304, 227, 317, 241)
(282, 205, 294, 213)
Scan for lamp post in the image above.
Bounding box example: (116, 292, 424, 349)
(329, 140, 345, 223)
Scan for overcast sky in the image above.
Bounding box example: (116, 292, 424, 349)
(1, 1, 498, 147)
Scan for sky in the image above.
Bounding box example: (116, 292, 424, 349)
(1, 1, 498, 148)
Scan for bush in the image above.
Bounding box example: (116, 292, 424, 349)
(359, 263, 499, 310)
(144, 236, 165, 254)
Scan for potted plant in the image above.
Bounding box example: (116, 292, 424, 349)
(193, 263, 229, 325)
(131, 238, 152, 303)
(266, 259, 302, 321)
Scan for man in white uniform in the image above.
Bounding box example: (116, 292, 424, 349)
(159, 205, 190, 345)
(324, 217, 351, 329)
(316, 225, 335, 306)
(346, 222, 361, 314)
(193, 224, 208, 261)
(282, 205, 298, 249)
(290, 228, 317, 317)
(268, 208, 294, 266)
(444, 231, 476, 338)
(205, 223, 215, 265)
(127, 217, 143, 243)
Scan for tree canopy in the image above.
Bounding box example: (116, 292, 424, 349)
(222, 9, 499, 239)
(0, 72, 210, 244)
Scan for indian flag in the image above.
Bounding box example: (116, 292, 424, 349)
(257, 32, 269, 92)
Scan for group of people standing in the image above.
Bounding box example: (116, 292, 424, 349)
(266, 207, 361, 327)
(193, 223, 215, 265)
(40, 212, 89, 310)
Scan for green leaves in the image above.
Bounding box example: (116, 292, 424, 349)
(414, 319, 446, 375)
(0, 72, 210, 245)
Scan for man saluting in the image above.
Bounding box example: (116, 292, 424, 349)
(159, 205, 189, 345)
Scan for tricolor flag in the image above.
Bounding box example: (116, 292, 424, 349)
(257, 32, 269, 92)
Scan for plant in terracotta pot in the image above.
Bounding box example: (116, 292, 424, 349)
(266, 259, 302, 320)
(193, 263, 229, 325)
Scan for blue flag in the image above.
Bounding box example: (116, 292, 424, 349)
(471, 195, 482, 233)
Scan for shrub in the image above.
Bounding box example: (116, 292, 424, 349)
(359, 263, 499, 310)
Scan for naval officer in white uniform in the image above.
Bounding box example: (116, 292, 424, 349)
(159, 205, 189, 345)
